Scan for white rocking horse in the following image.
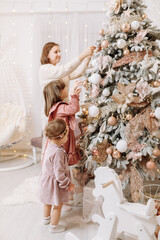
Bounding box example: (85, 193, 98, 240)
(65, 166, 160, 240)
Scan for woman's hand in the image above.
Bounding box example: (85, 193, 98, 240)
(70, 80, 82, 97)
(67, 182, 75, 192)
(79, 46, 96, 61)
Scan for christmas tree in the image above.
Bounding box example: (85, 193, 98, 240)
(78, 0, 160, 202)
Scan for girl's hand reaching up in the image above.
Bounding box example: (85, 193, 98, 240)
(70, 81, 82, 97)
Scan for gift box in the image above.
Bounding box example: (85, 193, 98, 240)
(82, 180, 104, 223)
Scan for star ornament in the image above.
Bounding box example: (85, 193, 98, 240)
(123, 8, 133, 18)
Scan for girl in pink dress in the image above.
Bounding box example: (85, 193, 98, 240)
(39, 118, 74, 233)
(43, 79, 81, 166)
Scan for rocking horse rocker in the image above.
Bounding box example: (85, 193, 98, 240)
(65, 166, 160, 240)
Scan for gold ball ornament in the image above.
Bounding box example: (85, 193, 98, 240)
(146, 160, 155, 170)
(123, 48, 130, 56)
(107, 116, 117, 126)
(153, 81, 160, 87)
(83, 80, 89, 88)
(150, 112, 155, 118)
(153, 148, 160, 157)
(142, 13, 147, 20)
(106, 147, 113, 155)
(92, 149, 99, 156)
(112, 150, 121, 159)
(101, 40, 109, 49)
(121, 23, 130, 32)
(126, 113, 133, 120)
(99, 29, 105, 36)
(82, 107, 89, 115)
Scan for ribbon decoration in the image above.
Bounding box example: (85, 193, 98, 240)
(126, 107, 160, 151)
(111, 0, 123, 14)
(127, 142, 146, 161)
(112, 82, 141, 105)
(92, 140, 110, 163)
(130, 165, 143, 202)
(134, 29, 149, 45)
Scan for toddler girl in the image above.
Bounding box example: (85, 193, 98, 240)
(39, 118, 74, 233)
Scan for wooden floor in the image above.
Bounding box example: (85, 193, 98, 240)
(0, 156, 98, 240)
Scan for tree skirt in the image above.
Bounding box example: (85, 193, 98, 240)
(2, 176, 40, 205)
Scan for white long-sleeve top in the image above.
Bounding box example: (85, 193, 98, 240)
(39, 56, 89, 90)
(39, 56, 89, 130)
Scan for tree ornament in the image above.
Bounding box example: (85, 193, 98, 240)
(88, 105, 99, 117)
(106, 147, 113, 155)
(99, 29, 105, 36)
(146, 160, 155, 170)
(92, 148, 99, 156)
(155, 107, 160, 119)
(121, 23, 130, 32)
(116, 140, 127, 153)
(102, 88, 110, 97)
(153, 81, 160, 87)
(131, 21, 140, 30)
(123, 48, 130, 56)
(101, 40, 109, 49)
(122, 3, 127, 9)
(88, 124, 96, 133)
(83, 80, 89, 88)
(82, 107, 89, 115)
(126, 113, 133, 120)
(117, 39, 127, 49)
(107, 116, 117, 126)
(88, 73, 102, 84)
(149, 112, 155, 118)
(83, 126, 88, 132)
(153, 148, 160, 157)
(112, 150, 121, 159)
(142, 13, 147, 19)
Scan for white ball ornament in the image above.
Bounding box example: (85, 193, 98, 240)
(131, 21, 140, 30)
(117, 39, 127, 49)
(102, 88, 110, 97)
(88, 105, 99, 117)
(155, 107, 160, 120)
(88, 73, 102, 84)
(116, 140, 128, 153)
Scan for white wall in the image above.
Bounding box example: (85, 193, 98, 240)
(0, 0, 160, 150)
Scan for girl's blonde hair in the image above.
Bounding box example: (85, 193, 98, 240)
(41, 42, 59, 64)
(43, 80, 65, 117)
(45, 119, 67, 140)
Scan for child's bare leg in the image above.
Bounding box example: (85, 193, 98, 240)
(51, 204, 63, 226)
(44, 204, 52, 217)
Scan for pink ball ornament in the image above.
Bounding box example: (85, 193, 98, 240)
(123, 48, 130, 56)
(107, 116, 117, 126)
(146, 161, 155, 170)
(112, 150, 121, 159)
(106, 147, 113, 155)
(99, 29, 105, 36)
(153, 148, 160, 157)
(92, 149, 99, 156)
(121, 23, 130, 32)
(101, 40, 109, 49)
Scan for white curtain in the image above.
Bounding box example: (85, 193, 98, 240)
(0, 0, 159, 149)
